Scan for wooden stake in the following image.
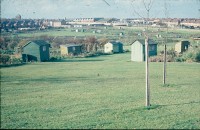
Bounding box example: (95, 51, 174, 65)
(163, 44, 167, 84)
(163, 0, 168, 85)
(145, 38, 150, 107)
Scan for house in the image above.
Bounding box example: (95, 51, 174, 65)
(131, 39, 157, 62)
(60, 44, 82, 56)
(104, 41, 123, 53)
(22, 40, 50, 62)
(73, 24, 85, 28)
(175, 40, 190, 53)
(50, 21, 62, 27)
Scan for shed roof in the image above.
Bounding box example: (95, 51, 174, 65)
(109, 41, 123, 45)
(180, 40, 190, 44)
(23, 40, 50, 48)
(32, 40, 50, 46)
(131, 39, 157, 45)
(175, 40, 190, 46)
(60, 44, 82, 47)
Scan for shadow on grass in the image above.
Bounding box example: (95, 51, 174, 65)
(131, 101, 200, 111)
(129, 104, 161, 112)
(161, 101, 200, 107)
(0, 63, 26, 68)
(48, 59, 104, 62)
(2, 76, 93, 85)
(161, 83, 180, 88)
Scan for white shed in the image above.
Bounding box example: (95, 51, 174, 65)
(104, 41, 123, 53)
(131, 39, 157, 62)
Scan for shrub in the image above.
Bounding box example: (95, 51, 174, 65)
(0, 49, 14, 54)
(0, 54, 10, 64)
(182, 47, 200, 62)
(10, 57, 23, 64)
(195, 50, 200, 62)
(80, 51, 110, 58)
(83, 52, 101, 58)
(149, 55, 163, 62)
(124, 49, 130, 53)
(149, 55, 174, 62)
(49, 56, 62, 61)
(174, 56, 185, 62)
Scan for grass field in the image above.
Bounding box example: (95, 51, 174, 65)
(1, 53, 200, 129)
(13, 26, 200, 41)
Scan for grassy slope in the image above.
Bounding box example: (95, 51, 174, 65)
(1, 53, 200, 129)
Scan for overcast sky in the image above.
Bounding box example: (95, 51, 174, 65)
(1, 0, 200, 19)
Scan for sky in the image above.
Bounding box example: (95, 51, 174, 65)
(1, 0, 200, 19)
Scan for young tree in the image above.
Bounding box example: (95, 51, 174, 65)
(132, 0, 154, 108)
(163, 0, 169, 85)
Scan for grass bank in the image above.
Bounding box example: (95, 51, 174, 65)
(1, 53, 200, 129)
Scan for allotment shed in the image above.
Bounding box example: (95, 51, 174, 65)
(131, 39, 157, 62)
(104, 41, 123, 53)
(22, 40, 50, 62)
(175, 40, 190, 53)
(60, 44, 82, 56)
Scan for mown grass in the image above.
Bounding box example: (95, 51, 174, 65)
(1, 53, 200, 129)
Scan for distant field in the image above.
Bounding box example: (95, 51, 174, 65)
(15, 27, 124, 38)
(1, 53, 200, 129)
(6, 26, 200, 39)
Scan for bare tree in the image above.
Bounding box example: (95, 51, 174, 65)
(163, 0, 169, 85)
(84, 36, 98, 52)
(131, 0, 154, 108)
(97, 37, 109, 49)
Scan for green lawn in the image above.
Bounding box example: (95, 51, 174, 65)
(1, 53, 200, 129)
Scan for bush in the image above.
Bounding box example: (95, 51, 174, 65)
(10, 57, 23, 64)
(182, 47, 200, 62)
(124, 49, 130, 53)
(0, 49, 14, 54)
(149, 55, 174, 62)
(0, 54, 10, 64)
(49, 56, 62, 61)
(83, 52, 101, 58)
(195, 50, 200, 62)
(174, 56, 185, 62)
(80, 51, 110, 58)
